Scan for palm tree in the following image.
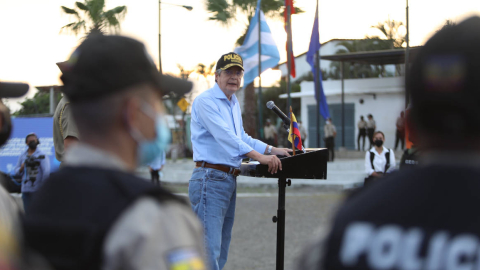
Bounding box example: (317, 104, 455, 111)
(371, 18, 406, 48)
(330, 39, 394, 79)
(205, 0, 303, 137)
(60, 0, 127, 36)
(370, 18, 406, 76)
(196, 62, 216, 88)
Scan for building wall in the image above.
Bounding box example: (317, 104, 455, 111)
(300, 79, 405, 150)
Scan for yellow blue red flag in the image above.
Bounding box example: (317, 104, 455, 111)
(288, 112, 303, 150)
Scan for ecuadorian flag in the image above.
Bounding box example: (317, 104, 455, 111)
(288, 112, 303, 150)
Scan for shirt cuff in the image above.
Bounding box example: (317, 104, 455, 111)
(253, 141, 268, 155)
(238, 143, 254, 158)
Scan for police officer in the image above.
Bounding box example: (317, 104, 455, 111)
(297, 16, 480, 270)
(52, 95, 78, 163)
(23, 35, 207, 270)
(54, 61, 80, 165)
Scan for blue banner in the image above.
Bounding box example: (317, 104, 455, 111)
(0, 117, 60, 174)
(306, 4, 330, 119)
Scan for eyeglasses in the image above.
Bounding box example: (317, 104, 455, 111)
(223, 70, 244, 77)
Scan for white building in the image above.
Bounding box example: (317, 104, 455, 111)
(276, 45, 420, 150)
(280, 77, 405, 150)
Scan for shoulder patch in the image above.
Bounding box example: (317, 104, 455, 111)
(167, 248, 205, 270)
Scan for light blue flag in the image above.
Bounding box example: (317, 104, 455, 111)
(234, 0, 280, 86)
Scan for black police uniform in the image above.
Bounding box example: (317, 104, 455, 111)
(23, 167, 182, 270)
(298, 164, 480, 270)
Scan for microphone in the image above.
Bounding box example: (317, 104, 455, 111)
(266, 101, 290, 126)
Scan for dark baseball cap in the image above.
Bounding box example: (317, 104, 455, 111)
(59, 35, 192, 102)
(0, 82, 29, 98)
(215, 52, 244, 71)
(408, 16, 480, 136)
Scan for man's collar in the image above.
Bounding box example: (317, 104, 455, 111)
(212, 83, 238, 104)
(64, 143, 129, 172)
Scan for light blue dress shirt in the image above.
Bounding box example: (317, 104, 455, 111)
(147, 151, 166, 170)
(191, 83, 267, 168)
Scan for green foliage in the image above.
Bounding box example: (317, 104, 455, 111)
(177, 64, 194, 80)
(60, 0, 127, 36)
(13, 92, 62, 116)
(328, 38, 396, 79)
(254, 80, 301, 124)
(196, 62, 216, 79)
(205, 0, 304, 46)
(370, 18, 406, 48)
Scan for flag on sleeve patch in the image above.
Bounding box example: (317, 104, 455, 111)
(167, 248, 205, 270)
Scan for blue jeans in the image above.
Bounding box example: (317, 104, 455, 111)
(188, 167, 237, 270)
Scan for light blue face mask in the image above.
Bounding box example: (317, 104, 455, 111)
(130, 103, 171, 166)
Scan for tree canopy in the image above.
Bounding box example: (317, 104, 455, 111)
(60, 0, 127, 36)
(13, 92, 61, 116)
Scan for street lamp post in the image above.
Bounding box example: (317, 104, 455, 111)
(158, 1, 193, 74)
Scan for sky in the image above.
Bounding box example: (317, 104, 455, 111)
(0, 0, 479, 110)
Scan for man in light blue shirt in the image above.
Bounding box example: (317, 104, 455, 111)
(13, 133, 50, 213)
(147, 150, 165, 186)
(189, 52, 291, 270)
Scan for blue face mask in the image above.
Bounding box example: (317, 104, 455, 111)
(130, 104, 171, 166)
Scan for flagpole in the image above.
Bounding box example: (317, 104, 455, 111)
(290, 106, 295, 156)
(286, 3, 292, 113)
(315, 0, 320, 148)
(258, 1, 264, 140)
(405, 0, 410, 109)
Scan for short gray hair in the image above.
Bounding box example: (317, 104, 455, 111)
(215, 69, 222, 76)
(70, 84, 153, 138)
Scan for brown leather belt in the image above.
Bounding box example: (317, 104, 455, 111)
(195, 161, 241, 176)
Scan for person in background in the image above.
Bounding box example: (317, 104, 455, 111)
(366, 114, 376, 149)
(148, 150, 166, 186)
(23, 35, 207, 270)
(13, 133, 50, 214)
(400, 114, 420, 170)
(297, 17, 480, 270)
(367, 114, 377, 148)
(324, 118, 336, 162)
(277, 122, 289, 148)
(263, 119, 277, 147)
(54, 62, 80, 165)
(394, 111, 405, 150)
(364, 131, 395, 184)
(298, 120, 307, 147)
(357, 115, 367, 151)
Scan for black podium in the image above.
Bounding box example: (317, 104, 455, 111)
(240, 148, 328, 270)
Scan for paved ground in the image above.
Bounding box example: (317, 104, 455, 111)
(181, 191, 346, 270)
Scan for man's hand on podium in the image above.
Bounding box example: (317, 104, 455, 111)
(246, 147, 292, 174)
(271, 147, 292, 157)
(257, 155, 282, 174)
